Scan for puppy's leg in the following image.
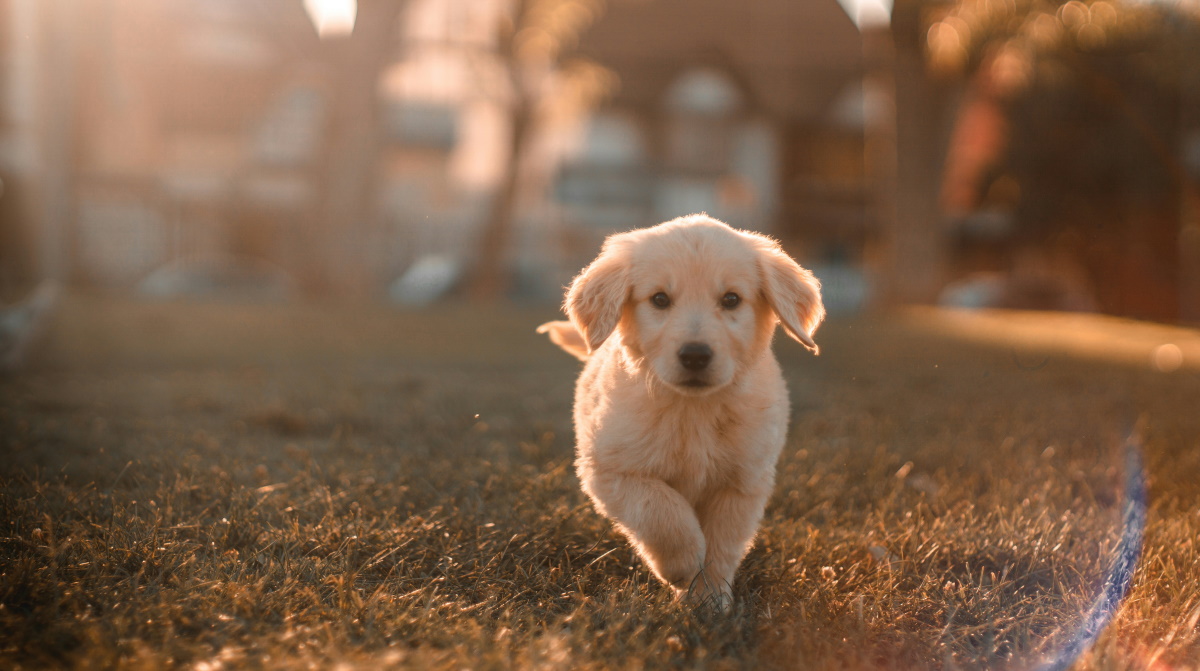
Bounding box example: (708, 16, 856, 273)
(587, 473, 706, 595)
(695, 488, 770, 609)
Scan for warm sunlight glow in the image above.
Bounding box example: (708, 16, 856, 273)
(837, 0, 892, 30)
(303, 0, 357, 39)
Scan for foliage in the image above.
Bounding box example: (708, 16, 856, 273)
(928, 0, 1200, 205)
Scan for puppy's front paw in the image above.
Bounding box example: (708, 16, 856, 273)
(675, 570, 733, 613)
(704, 591, 734, 613)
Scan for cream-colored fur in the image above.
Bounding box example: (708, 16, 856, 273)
(539, 214, 824, 609)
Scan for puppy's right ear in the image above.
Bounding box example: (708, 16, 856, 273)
(566, 243, 630, 352)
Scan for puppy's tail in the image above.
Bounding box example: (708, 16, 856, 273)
(536, 320, 590, 362)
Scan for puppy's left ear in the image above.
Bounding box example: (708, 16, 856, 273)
(753, 237, 825, 354)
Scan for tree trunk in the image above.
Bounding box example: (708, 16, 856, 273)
(34, 0, 80, 286)
(1182, 32, 1200, 322)
(874, 2, 953, 306)
(468, 102, 531, 301)
(308, 0, 404, 297)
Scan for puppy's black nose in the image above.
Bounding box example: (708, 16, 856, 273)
(678, 342, 713, 371)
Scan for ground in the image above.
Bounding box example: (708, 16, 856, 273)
(1, 296, 1198, 670)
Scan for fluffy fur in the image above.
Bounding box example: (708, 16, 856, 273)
(538, 214, 824, 609)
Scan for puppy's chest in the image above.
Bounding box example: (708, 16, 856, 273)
(635, 404, 756, 497)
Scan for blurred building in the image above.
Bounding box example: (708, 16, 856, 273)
(558, 0, 867, 257)
(1, 0, 877, 302)
(5, 0, 1194, 319)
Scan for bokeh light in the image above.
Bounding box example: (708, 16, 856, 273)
(304, 0, 358, 38)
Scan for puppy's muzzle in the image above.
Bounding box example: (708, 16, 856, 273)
(677, 342, 713, 371)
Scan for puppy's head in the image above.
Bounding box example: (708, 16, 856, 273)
(566, 214, 824, 395)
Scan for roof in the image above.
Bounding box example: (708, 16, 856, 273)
(576, 0, 865, 122)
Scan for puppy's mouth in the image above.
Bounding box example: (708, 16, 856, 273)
(679, 378, 711, 388)
(651, 359, 726, 394)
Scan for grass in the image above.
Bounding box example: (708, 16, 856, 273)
(1, 295, 1198, 669)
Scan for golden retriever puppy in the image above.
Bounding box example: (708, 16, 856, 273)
(539, 214, 824, 609)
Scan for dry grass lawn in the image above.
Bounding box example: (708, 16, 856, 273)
(1, 296, 1198, 669)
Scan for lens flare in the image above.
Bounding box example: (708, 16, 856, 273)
(1032, 433, 1147, 670)
(1153, 343, 1184, 372)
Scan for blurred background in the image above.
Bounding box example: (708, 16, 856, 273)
(1, 0, 1199, 320)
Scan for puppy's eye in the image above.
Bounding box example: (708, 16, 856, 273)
(721, 292, 741, 309)
(650, 292, 671, 309)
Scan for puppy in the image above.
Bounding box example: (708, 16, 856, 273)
(539, 214, 824, 609)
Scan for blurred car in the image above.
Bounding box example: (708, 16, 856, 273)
(138, 254, 296, 302)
